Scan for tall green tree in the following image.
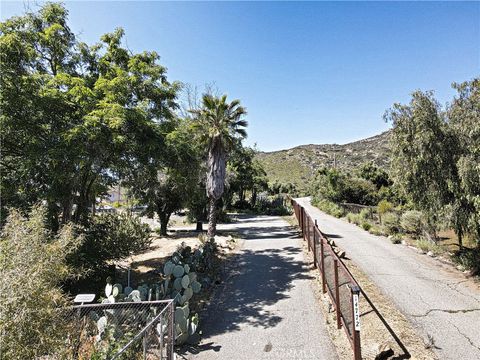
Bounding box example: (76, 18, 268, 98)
(0, 3, 179, 227)
(191, 94, 248, 237)
(448, 79, 480, 244)
(384, 87, 478, 245)
(125, 118, 202, 235)
(227, 146, 268, 208)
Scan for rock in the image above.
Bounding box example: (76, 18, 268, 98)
(427, 251, 435, 257)
(401, 240, 407, 245)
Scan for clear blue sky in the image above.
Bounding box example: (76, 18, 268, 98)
(2, 1, 479, 151)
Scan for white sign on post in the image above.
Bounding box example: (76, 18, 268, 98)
(74, 294, 96, 304)
(353, 293, 360, 331)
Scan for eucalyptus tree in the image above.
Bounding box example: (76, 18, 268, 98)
(384, 91, 456, 239)
(191, 95, 248, 237)
(384, 88, 480, 245)
(448, 79, 480, 244)
(0, 3, 179, 227)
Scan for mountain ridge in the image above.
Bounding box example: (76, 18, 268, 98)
(256, 131, 392, 191)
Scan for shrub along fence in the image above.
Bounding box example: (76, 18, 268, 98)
(292, 199, 411, 360)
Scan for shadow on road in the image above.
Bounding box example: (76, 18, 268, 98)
(179, 223, 312, 357)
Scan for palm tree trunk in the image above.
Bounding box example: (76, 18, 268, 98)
(207, 197, 217, 238)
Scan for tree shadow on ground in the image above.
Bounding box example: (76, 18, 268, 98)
(179, 226, 313, 357)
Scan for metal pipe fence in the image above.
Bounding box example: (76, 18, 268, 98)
(291, 199, 362, 360)
(62, 299, 175, 360)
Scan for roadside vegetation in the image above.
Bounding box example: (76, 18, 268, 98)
(310, 79, 480, 276)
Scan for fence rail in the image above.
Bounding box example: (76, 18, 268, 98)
(64, 299, 175, 360)
(292, 199, 362, 360)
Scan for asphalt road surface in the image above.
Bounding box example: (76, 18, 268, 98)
(296, 197, 480, 360)
(183, 214, 338, 360)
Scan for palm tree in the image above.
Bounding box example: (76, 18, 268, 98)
(191, 94, 247, 237)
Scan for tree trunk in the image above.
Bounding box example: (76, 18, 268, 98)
(207, 197, 217, 238)
(251, 187, 257, 208)
(158, 211, 171, 236)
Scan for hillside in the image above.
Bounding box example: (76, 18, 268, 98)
(256, 131, 391, 192)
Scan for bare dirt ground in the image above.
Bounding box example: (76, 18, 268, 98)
(116, 215, 237, 285)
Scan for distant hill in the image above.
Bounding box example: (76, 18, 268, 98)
(256, 131, 392, 192)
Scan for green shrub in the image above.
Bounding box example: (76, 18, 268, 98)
(382, 212, 401, 234)
(400, 210, 425, 236)
(361, 222, 372, 231)
(67, 212, 151, 293)
(377, 199, 393, 218)
(368, 225, 384, 236)
(346, 212, 356, 223)
(0, 205, 82, 359)
(390, 234, 402, 244)
(315, 199, 345, 218)
(452, 247, 480, 275)
(359, 208, 372, 220)
(416, 238, 441, 254)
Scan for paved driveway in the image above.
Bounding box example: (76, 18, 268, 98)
(296, 197, 480, 360)
(182, 214, 338, 360)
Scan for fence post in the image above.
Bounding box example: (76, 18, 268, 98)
(306, 215, 312, 251)
(334, 258, 341, 329)
(167, 301, 175, 359)
(320, 234, 326, 294)
(143, 331, 147, 360)
(313, 220, 318, 267)
(351, 285, 362, 360)
(301, 207, 305, 241)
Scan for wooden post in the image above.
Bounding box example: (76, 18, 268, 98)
(320, 234, 326, 293)
(351, 285, 362, 360)
(334, 259, 341, 329)
(313, 220, 318, 267)
(306, 215, 312, 251)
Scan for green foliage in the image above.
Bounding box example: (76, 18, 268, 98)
(0, 205, 81, 359)
(67, 212, 151, 292)
(390, 234, 402, 244)
(225, 146, 268, 209)
(416, 238, 441, 254)
(310, 167, 379, 206)
(125, 118, 203, 235)
(361, 222, 372, 231)
(400, 210, 426, 237)
(377, 200, 394, 217)
(368, 225, 384, 236)
(382, 212, 401, 235)
(358, 162, 392, 189)
(452, 248, 480, 275)
(385, 80, 480, 244)
(313, 199, 345, 218)
(0, 3, 179, 227)
(359, 208, 372, 220)
(346, 212, 362, 225)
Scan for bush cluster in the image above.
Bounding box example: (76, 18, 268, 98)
(0, 206, 82, 359)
